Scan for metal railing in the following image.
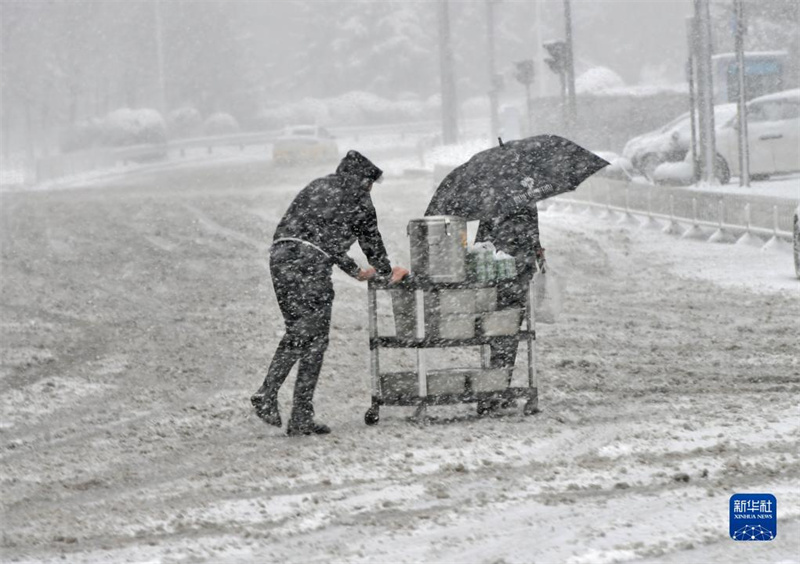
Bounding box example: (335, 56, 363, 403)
(19, 119, 451, 186)
(552, 176, 797, 244)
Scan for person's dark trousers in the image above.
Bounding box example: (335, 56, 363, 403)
(260, 243, 334, 424)
(489, 273, 532, 376)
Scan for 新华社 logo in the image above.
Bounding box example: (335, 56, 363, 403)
(730, 493, 777, 541)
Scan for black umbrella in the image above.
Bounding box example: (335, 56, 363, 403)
(425, 134, 610, 220)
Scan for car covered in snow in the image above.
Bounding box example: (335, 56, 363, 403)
(715, 89, 800, 181)
(272, 125, 338, 165)
(622, 103, 738, 180)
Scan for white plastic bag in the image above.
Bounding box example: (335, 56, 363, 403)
(532, 266, 563, 324)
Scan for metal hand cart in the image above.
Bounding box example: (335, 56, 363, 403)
(364, 277, 538, 425)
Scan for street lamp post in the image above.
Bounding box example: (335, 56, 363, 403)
(153, 0, 167, 115)
(486, 0, 500, 141)
(543, 40, 567, 129)
(438, 0, 459, 144)
(563, 0, 577, 132)
(686, 17, 698, 180)
(734, 0, 750, 187)
(515, 60, 535, 135)
(693, 0, 717, 184)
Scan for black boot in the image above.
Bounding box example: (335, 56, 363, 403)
(286, 340, 330, 436)
(286, 403, 330, 436)
(286, 420, 331, 436)
(250, 386, 281, 427)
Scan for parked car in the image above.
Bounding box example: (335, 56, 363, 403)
(272, 125, 338, 165)
(622, 103, 738, 181)
(715, 89, 800, 181)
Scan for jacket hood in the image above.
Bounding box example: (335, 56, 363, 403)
(336, 150, 383, 184)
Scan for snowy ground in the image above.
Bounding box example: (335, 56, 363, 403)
(1, 154, 798, 563)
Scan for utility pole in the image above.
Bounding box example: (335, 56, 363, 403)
(534, 1, 546, 98)
(515, 60, 535, 135)
(686, 17, 698, 180)
(543, 40, 567, 129)
(693, 0, 717, 184)
(734, 0, 750, 186)
(486, 0, 500, 141)
(438, 0, 459, 144)
(154, 0, 167, 116)
(563, 0, 577, 133)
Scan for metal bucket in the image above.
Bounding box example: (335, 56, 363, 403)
(408, 216, 468, 283)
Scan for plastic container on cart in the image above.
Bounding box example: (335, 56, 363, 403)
(390, 289, 416, 339)
(479, 309, 522, 336)
(468, 242, 496, 283)
(470, 368, 511, 392)
(494, 251, 516, 280)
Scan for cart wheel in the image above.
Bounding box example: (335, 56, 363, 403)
(523, 399, 539, 416)
(365, 406, 380, 426)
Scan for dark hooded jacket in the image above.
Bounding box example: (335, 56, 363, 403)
(272, 151, 392, 278)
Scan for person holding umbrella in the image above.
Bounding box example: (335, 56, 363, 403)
(475, 203, 545, 395)
(251, 150, 408, 436)
(426, 135, 609, 413)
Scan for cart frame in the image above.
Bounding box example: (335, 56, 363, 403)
(364, 277, 538, 425)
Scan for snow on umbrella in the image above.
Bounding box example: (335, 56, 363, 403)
(425, 134, 610, 220)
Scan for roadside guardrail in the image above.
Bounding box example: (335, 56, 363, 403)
(555, 176, 797, 244)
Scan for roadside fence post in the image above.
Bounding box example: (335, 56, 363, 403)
(663, 193, 685, 235)
(618, 185, 639, 225)
(640, 185, 661, 229)
(736, 202, 763, 246)
(709, 197, 736, 243)
(682, 197, 706, 239)
(763, 204, 791, 252)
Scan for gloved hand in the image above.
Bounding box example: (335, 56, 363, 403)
(390, 266, 410, 284)
(357, 267, 377, 281)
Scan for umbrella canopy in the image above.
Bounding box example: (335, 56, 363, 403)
(425, 134, 610, 220)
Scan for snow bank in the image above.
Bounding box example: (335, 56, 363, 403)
(654, 161, 694, 185)
(60, 108, 167, 151)
(576, 66, 626, 94)
(168, 107, 203, 138)
(203, 112, 240, 136)
(103, 108, 166, 147)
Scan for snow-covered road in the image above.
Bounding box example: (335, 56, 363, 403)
(1, 157, 798, 563)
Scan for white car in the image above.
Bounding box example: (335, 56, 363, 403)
(715, 89, 800, 180)
(272, 125, 338, 165)
(623, 104, 738, 181)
